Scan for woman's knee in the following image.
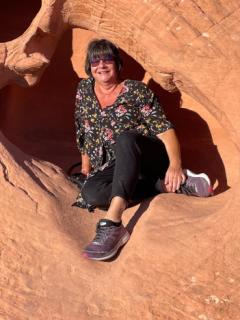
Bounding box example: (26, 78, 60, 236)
(116, 130, 139, 150)
(81, 181, 110, 207)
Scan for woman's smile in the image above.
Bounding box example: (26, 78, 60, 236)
(92, 64, 118, 84)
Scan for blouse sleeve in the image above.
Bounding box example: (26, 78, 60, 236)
(74, 82, 87, 154)
(137, 82, 173, 135)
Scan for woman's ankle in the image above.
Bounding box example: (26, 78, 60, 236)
(104, 212, 122, 223)
(104, 196, 127, 222)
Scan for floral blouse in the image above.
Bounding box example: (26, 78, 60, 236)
(75, 77, 173, 173)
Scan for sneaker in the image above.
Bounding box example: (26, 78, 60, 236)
(83, 219, 130, 261)
(178, 169, 213, 197)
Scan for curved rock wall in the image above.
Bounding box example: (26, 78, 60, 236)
(0, 1, 240, 319)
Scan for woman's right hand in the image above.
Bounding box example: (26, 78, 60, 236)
(81, 153, 91, 176)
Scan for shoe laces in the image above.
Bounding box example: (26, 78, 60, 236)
(93, 223, 114, 244)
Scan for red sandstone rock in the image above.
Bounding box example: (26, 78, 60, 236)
(1, 1, 240, 319)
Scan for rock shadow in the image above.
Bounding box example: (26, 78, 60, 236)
(116, 50, 228, 194)
(0, 1, 41, 42)
(148, 80, 229, 195)
(120, 49, 145, 80)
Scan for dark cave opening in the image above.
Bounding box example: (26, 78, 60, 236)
(0, 1, 41, 42)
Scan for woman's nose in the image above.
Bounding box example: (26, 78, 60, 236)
(98, 60, 107, 66)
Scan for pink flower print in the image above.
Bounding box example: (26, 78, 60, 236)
(84, 119, 91, 132)
(99, 148, 103, 157)
(116, 104, 127, 117)
(111, 120, 116, 126)
(141, 104, 152, 116)
(121, 84, 129, 94)
(76, 92, 82, 101)
(104, 128, 113, 141)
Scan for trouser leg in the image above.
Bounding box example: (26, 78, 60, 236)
(110, 131, 141, 201)
(81, 130, 169, 208)
(111, 130, 169, 201)
(81, 163, 114, 209)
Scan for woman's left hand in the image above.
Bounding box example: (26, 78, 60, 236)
(164, 166, 186, 193)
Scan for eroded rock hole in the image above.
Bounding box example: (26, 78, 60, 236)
(0, 28, 228, 193)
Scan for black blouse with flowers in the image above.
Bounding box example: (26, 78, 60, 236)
(75, 77, 173, 173)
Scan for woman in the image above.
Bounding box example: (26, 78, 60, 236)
(74, 39, 213, 261)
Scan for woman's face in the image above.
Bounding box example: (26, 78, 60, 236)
(90, 54, 119, 85)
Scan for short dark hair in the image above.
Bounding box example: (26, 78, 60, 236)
(84, 39, 123, 77)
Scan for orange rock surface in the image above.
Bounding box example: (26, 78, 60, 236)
(0, 1, 240, 319)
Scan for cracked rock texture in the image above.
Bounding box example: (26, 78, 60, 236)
(1, 1, 240, 319)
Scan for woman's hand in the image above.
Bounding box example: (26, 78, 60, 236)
(81, 153, 91, 176)
(157, 129, 185, 192)
(164, 166, 186, 193)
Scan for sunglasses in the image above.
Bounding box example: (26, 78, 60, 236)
(90, 55, 115, 67)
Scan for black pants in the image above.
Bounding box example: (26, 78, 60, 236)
(81, 131, 169, 209)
